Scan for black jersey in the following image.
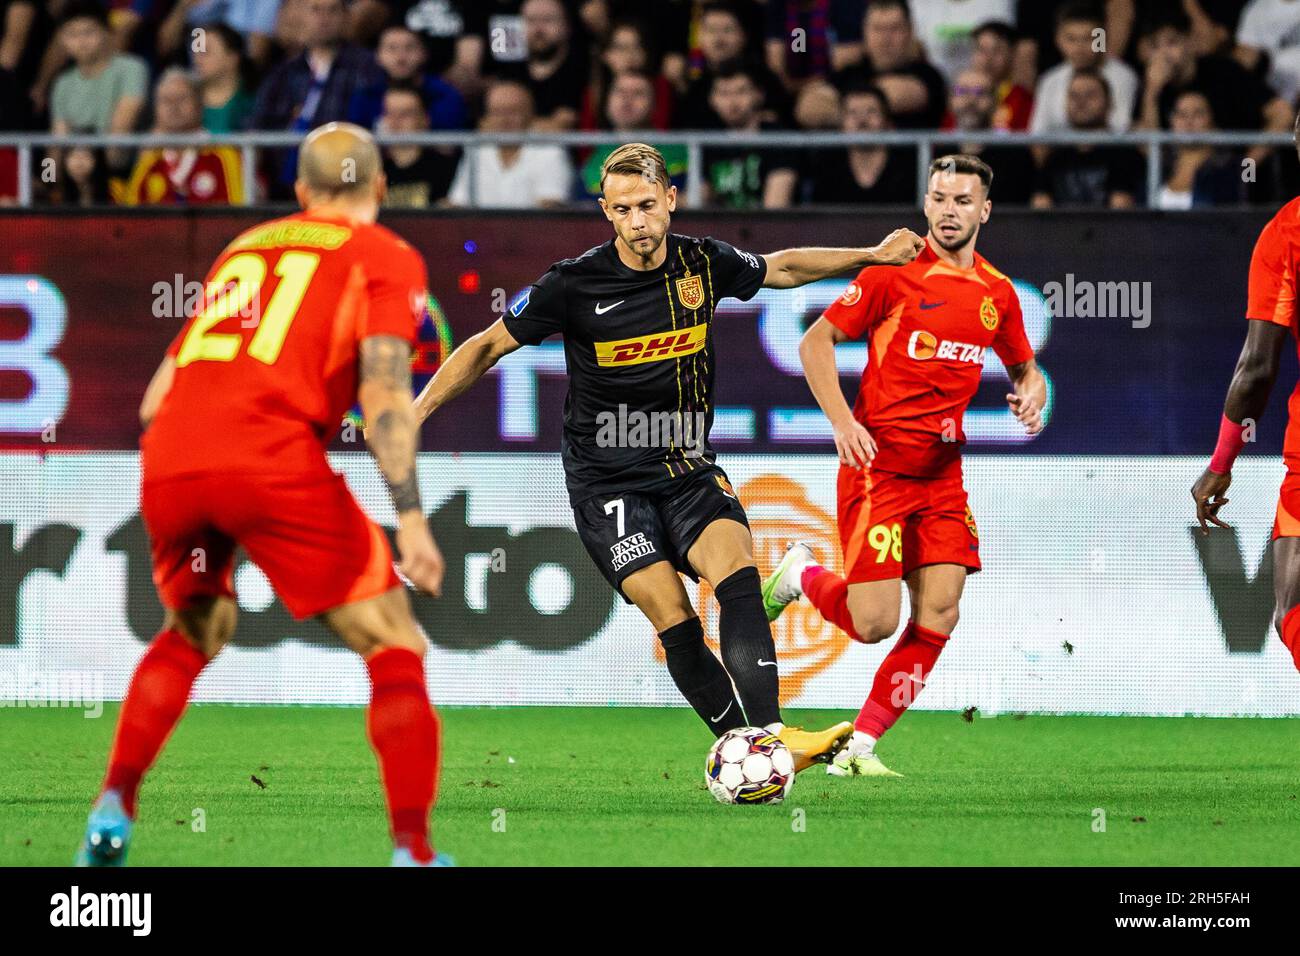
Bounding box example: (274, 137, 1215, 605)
(504, 233, 767, 502)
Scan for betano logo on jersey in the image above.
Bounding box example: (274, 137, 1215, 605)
(906, 329, 985, 364)
(594, 324, 707, 366)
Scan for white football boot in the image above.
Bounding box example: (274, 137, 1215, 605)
(761, 542, 817, 622)
(826, 733, 903, 778)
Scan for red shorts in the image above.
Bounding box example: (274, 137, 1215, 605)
(140, 468, 400, 620)
(837, 465, 981, 584)
(1273, 470, 1300, 539)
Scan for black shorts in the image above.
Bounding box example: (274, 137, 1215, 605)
(572, 465, 750, 601)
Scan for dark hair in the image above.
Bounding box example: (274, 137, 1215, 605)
(867, 0, 913, 26)
(60, 1, 109, 28)
(1168, 86, 1218, 129)
(710, 60, 762, 94)
(841, 82, 892, 121)
(972, 20, 1017, 45)
(929, 153, 994, 194)
(700, 1, 747, 29)
(197, 22, 252, 86)
(1069, 65, 1112, 105)
(384, 80, 430, 114)
(1139, 7, 1192, 39)
(606, 17, 659, 66)
(1055, 2, 1104, 30)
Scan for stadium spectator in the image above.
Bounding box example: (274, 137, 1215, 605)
(116, 67, 244, 205)
(49, 3, 148, 136)
(1016, 0, 1137, 76)
(679, 1, 791, 128)
(1236, 0, 1300, 104)
(378, 81, 457, 208)
(908, 0, 1016, 82)
(158, 0, 283, 68)
(579, 69, 687, 200)
(1029, 2, 1139, 133)
(1032, 68, 1143, 208)
(249, 0, 382, 132)
(387, 0, 487, 94)
(969, 20, 1032, 131)
(1156, 87, 1246, 209)
(446, 79, 573, 207)
(936, 66, 1034, 204)
(487, 0, 587, 131)
(804, 82, 913, 205)
(831, 0, 947, 129)
(793, 76, 841, 129)
(192, 22, 254, 133)
(700, 64, 798, 209)
(0, 1, 52, 129)
(348, 23, 468, 130)
(1134, 10, 1288, 136)
(580, 18, 674, 131)
(762, 0, 867, 88)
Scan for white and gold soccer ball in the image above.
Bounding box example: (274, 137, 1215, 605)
(705, 727, 795, 805)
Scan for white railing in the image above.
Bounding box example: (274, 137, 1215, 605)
(0, 129, 1293, 208)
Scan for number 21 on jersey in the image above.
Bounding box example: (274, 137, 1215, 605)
(175, 251, 321, 368)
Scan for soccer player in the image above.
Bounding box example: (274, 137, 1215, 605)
(1191, 121, 1300, 674)
(762, 155, 1047, 776)
(413, 143, 924, 770)
(77, 123, 449, 867)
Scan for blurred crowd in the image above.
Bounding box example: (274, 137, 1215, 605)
(2, 0, 1300, 208)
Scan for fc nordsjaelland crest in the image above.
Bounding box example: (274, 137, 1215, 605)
(979, 295, 999, 331)
(676, 272, 705, 310)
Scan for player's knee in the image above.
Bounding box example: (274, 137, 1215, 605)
(919, 602, 959, 635)
(168, 600, 237, 660)
(849, 607, 899, 644)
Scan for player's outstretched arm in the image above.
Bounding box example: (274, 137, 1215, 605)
(139, 356, 176, 429)
(412, 318, 523, 425)
(1005, 358, 1047, 435)
(761, 228, 925, 289)
(800, 317, 876, 469)
(359, 334, 444, 597)
(1192, 320, 1289, 534)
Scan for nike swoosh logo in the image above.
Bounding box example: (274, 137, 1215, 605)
(594, 300, 625, 315)
(920, 300, 946, 310)
(757, 659, 777, 668)
(710, 701, 733, 723)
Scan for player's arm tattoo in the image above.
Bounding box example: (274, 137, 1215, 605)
(360, 334, 422, 516)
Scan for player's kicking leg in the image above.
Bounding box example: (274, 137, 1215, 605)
(321, 586, 450, 868)
(77, 597, 236, 866)
(1272, 536, 1300, 671)
(686, 519, 852, 772)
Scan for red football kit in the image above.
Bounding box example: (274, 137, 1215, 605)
(1243, 195, 1300, 541)
(140, 210, 428, 618)
(820, 240, 1035, 582)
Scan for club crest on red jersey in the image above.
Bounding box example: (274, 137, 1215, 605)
(980, 296, 999, 331)
(839, 282, 861, 307)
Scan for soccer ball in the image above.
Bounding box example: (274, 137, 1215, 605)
(705, 727, 795, 805)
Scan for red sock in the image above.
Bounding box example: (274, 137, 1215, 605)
(855, 619, 949, 739)
(801, 565, 861, 639)
(103, 628, 208, 817)
(366, 647, 440, 863)
(1281, 606, 1300, 672)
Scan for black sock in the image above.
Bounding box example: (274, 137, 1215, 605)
(658, 617, 745, 736)
(713, 566, 782, 728)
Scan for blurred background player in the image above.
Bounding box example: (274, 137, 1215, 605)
(412, 142, 925, 772)
(77, 122, 449, 868)
(1191, 115, 1300, 676)
(763, 154, 1047, 777)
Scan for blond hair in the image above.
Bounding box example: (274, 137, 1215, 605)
(600, 143, 669, 194)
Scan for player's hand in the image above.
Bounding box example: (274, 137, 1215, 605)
(395, 511, 445, 597)
(870, 228, 926, 266)
(1191, 468, 1232, 535)
(1006, 391, 1043, 434)
(832, 417, 876, 469)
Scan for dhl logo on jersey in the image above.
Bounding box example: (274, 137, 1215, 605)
(906, 329, 985, 364)
(595, 325, 707, 367)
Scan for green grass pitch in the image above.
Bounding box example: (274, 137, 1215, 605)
(2, 705, 1297, 866)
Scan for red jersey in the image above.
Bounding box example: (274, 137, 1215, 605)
(116, 147, 244, 206)
(1246, 196, 1300, 468)
(821, 241, 1034, 478)
(141, 210, 428, 481)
